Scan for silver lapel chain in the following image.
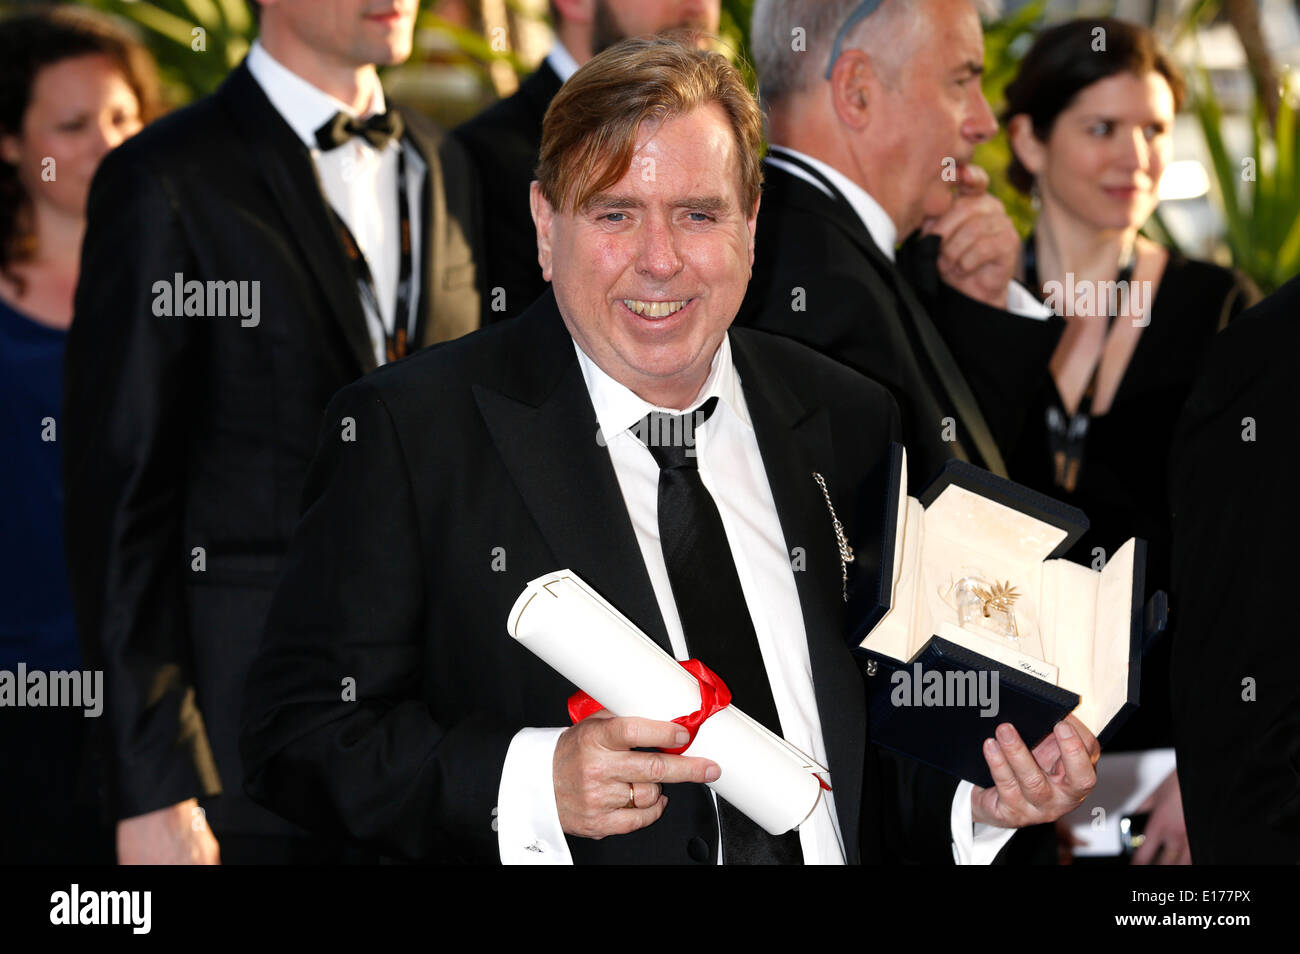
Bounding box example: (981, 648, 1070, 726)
(811, 472, 854, 602)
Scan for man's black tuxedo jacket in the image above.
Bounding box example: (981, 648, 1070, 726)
(1169, 275, 1300, 863)
(453, 60, 562, 323)
(240, 291, 960, 864)
(63, 62, 483, 836)
(737, 161, 1062, 489)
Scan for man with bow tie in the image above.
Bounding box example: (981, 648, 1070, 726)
(240, 35, 1098, 865)
(63, 0, 481, 864)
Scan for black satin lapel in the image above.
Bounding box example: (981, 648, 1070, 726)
(731, 334, 867, 862)
(472, 308, 670, 652)
(767, 161, 932, 332)
(765, 160, 896, 279)
(220, 64, 376, 374)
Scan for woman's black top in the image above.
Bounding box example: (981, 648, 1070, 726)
(1008, 249, 1254, 749)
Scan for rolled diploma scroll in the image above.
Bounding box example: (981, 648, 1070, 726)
(508, 570, 828, 835)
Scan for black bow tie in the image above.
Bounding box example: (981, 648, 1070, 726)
(314, 110, 404, 152)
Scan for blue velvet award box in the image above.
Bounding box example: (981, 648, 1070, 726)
(846, 445, 1167, 788)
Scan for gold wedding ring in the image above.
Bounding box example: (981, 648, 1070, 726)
(626, 783, 636, 809)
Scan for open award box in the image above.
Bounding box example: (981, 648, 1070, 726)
(847, 444, 1168, 788)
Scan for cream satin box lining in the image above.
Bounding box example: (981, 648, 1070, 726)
(858, 449, 1137, 737)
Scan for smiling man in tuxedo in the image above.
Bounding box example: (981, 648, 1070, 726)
(63, 0, 481, 865)
(240, 36, 1097, 864)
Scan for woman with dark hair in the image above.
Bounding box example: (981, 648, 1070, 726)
(0, 5, 159, 864)
(1002, 17, 1255, 865)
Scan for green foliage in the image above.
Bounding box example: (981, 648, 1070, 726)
(80, 0, 255, 104)
(719, 0, 756, 91)
(1190, 69, 1300, 293)
(1171, 0, 1221, 43)
(417, 4, 529, 82)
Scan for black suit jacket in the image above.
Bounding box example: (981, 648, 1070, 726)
(239, 291, 959, 864)
(1168, 275, 1300, 863)
(453, 61, 563, 323)
(63, 61, 482, 836)
(737, 159, 1062, 489)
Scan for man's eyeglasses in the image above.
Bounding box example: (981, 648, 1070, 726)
(824, 0, 886, 80)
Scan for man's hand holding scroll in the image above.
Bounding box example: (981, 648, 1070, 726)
(553, 712, 720, 839)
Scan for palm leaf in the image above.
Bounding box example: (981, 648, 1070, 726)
(1192, 68, 1249, 258)
(214, 0, 253, 34)
(174, 0, 222, 32)
(112, 1, 202, 48)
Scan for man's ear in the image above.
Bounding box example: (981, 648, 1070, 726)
(828, 49, 875, 130)
(1007, 114, 1045, 179)
(529, 181, 555, 282)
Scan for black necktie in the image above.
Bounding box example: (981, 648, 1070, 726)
(314, 110, 404, 152)
(637, 397, 804, 865)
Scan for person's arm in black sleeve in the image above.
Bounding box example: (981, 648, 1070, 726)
(63, 146, 222, 834)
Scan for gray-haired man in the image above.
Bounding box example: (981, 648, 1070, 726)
(739, 0, 1062, 489)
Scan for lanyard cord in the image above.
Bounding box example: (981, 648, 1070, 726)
(326, 144, 416, 363)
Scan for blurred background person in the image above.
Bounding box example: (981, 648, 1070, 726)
(1168, 275, 1300, 864)
(453, 0, 720, 323)
(1002, 16, 1257, 864)
(0, 4, 160, 864)
(63, 0, 481, 866)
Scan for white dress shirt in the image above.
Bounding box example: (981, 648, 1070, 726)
(495, 335, 1016, 864)
(246, 41, 425, 366)
(764, 146, 1049, 320)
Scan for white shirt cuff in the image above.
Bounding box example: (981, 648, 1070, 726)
(1006, 280, 1052, 320)
(950, 780, 1017, 864)
(496, 726, 572, 865)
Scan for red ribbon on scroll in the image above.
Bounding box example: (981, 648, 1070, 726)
(568, 658, 731, 755)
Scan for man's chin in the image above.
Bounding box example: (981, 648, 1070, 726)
(919, 184, 956, 223)
(357, 22, 415, 66)
(614, 340, 714, 393)
(376, 41, 415, 67)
